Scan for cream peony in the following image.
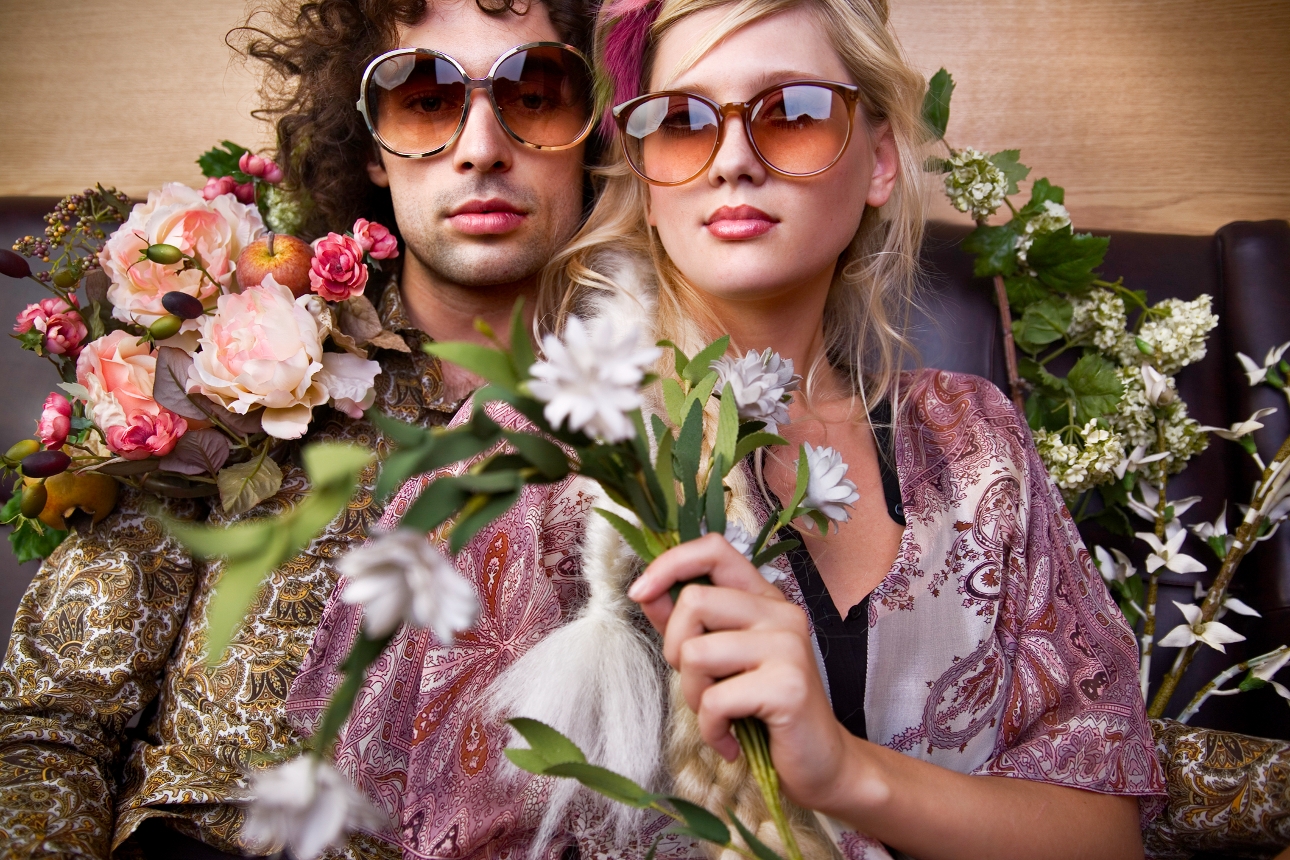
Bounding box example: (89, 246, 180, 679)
(100, 182, 264, 329)
(76, 330, 188, 459)
(188, 277, 379, 439)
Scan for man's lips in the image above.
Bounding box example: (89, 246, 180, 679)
(447, 198, 528, 235)
(705, 205, 778, 240)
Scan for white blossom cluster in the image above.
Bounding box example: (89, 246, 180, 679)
(1118, 295, 1219, 374)
(1067, 289, 1128, 354)
(1033, 420, 1125, 494)
(1014, 200, 1072, 264)
(943, 148, 1008, 220)
(1109, 366, 1207, 483)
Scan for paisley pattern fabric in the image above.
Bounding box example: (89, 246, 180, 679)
(1143, 719, 1290, 859)
(0, 278, 459, 858)
(290, 370, 1164, 860)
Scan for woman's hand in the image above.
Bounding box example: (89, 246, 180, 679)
(627, 533, 874, 813)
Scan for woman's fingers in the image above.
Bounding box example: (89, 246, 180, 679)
(628, 533, 783, 631)
(694, 659, 812, 759)
(662, 584, 806, 667)
(676, 628, 809, 713)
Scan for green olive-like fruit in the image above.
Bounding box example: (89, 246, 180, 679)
(52, 269, 78, 289)
(19, 481, 47, 518)
(146, 243, 184, 265)
(4, 439, 40, 465)
(149, 314, 183, 340)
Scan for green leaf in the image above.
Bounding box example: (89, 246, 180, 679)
(401, 479, 468, 534)
(988, 149, 1030, 196)
(595, 508, 655, 562)
(1012, 297, 1073, 350)
(1020, 177, 1064, 216)
(205, 527, 293, 659)
(367, 407, 433, 449)
(454, 470, 524, 495)
(727, 808, 787, 860)
(314, 630, 395, 755)
(961, 224, 1019, 278)
(705, 458, 727, 538)
(675, 399, 705, 481)
(505, 747, 556, 774)
(503, 432, 568, 481)
(921, 68, 954, 140)
(654, 424, 678, 530)
(302, 442, 374, 490)
(6, 513, 67, 563)
(216, 455, 284, 516)
(750, 538, 798, 569)
(1003, 274, 1050, 310)
(734, 432, 787, 464)
(1026, 229, 1109, 294)
(424, 342, 518, 390)
(543, 762, 658, 808)
(506, 717, 586, 766)
(664, 797, 731, 845)
(449, 487, 522, 553)
(714, 384, 738, 475)
(1067, 353, 1123, 422)
(374, 443, 435, 502)
(508, 298, 536, 382)
(682, 373, 718, 422)
(789, 445, 810, 513)
(197, 140, 250, 179)
(662, 379, 686, 426)
(683, 337, 730, 385)
(658, 339, 690, 377)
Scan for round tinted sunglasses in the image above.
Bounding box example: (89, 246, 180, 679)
(612, 80, 861, 186)
(357, 42, 595, 158)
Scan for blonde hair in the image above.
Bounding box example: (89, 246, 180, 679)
(535, 2, 927, 855)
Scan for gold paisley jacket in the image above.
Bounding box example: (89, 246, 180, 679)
(0, 279, 462, 859)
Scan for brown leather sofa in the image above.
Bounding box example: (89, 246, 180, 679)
(1, 197, 1287, 739)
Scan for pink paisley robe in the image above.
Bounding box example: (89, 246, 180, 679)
(287, 369, 1165, 860)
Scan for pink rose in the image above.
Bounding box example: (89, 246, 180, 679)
(352, 219, 399, 260)
(238, 152, 284, 184)
(36, 393, 72, 449)
(77, 330, 188, 459)
(100, 182, 264, 329)
(309, 233, 369, 302)
(14, 296, 88, 357)
(202, 174, 256, 205)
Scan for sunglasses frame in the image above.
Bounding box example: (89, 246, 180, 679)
(612, 80, 862, 186)
(357, 41, 595, 159)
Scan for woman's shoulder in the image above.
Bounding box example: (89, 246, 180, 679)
(896, 368, 1031, 456)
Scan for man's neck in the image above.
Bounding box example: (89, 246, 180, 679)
(398, 257, 539, 403)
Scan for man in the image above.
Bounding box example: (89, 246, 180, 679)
(0, 0, 596, 856)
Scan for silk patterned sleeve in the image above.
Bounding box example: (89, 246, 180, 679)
(973, 406, 1166, 811)
(0, 489, 200, 858)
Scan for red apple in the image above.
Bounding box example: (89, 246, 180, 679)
(236, 232, 314, 297)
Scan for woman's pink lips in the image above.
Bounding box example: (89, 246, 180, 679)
(448, 199, 527, 235)
(705, 205, 777, 240)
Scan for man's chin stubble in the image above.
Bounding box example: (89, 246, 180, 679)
(412, 240, 555, 291)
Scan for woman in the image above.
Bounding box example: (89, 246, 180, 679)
(288, 0, 1164, 856)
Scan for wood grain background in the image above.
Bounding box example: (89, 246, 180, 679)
(1, 0, 1287, 235)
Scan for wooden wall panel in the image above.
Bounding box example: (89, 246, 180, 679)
(0, 0, 1286, 235)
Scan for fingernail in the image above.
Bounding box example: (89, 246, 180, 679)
(627, 578, 646, 600)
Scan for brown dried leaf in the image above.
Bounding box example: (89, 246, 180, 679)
(339, 295, 382, 343)
(367, 330, 412, 353)
(329, 328, 370, 357)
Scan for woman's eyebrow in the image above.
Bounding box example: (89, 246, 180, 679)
(661, 68, 825, 98)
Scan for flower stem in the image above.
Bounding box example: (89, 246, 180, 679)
(732, 717, 803, 860)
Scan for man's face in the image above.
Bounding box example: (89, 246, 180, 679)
(368, 0, 587, 289)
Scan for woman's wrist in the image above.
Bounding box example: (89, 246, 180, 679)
(810, 731, 894, 823)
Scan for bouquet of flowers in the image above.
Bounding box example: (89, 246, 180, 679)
(0, 141, 402, 562)
(922, 70, 1290, 723)
(169, 303, 856, 860)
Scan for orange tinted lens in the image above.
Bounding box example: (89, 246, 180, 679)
(622, 95, 720, 183)
(750, 85, 850, 174)
(491, 46, 592, 147)
(368, 53, 466, 154)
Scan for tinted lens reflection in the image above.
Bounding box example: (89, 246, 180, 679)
(368, 54, 467, 154)
(623, 95, 720, 184)
(750, 85, 850, 174)
(492, 46, 593, 147)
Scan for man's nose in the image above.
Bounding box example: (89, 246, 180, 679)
(453, 87, 513, 174)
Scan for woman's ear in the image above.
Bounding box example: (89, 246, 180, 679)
(367, 152, 390, 188)
(865, 122, 899, 208)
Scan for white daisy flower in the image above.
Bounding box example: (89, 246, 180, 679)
(1157, 601, 1246, 653)
(242, 755, 385, 860)
(799, 443, 860, 528)
(339, 529, 479, 641)
(527, 315, 662, 442)
(711, 348, 799, 432)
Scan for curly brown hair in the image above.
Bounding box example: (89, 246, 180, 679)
(233, 0, 596, 241)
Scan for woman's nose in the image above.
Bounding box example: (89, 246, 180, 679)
(706, 112, 768, 187)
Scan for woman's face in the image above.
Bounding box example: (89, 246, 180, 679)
(644, 6, 899, 306)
